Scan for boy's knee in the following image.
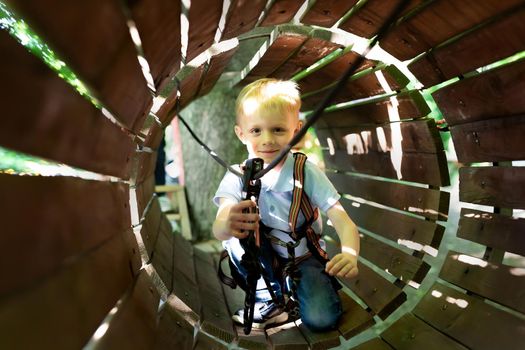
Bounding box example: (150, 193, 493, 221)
(300, 302, 342, 332)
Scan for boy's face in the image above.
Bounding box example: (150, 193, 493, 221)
(234, 108, 301, 165)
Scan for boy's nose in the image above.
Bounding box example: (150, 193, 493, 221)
(261, 131, 274, 144)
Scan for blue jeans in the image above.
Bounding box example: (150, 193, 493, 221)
(223, 234, 342, 331)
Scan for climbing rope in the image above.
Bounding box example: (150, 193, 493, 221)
(177, 0, 412, 180)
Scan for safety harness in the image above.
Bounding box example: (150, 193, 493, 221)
(218, 152, 333, 331)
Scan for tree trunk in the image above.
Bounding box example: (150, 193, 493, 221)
(179, 86, 246, 241)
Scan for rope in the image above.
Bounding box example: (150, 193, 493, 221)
(178, 0, 413, 180)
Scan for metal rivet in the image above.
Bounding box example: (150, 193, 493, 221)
(410, 333, 416, 339)
(442, 304, 448, 310)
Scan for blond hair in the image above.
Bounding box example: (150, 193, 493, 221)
(236, 78, 301, 123)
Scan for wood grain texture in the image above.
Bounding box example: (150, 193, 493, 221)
(381, 313, 468, 350)
(408, 6, 525, 86)
(414, 281, 525, 350)
(432, 59, 525, 126)
(7, 0, 152, 132)
(95, 272, 160, 350)
(270, 37, 342, 80)
(380, 0, 525, 61)
(186, 0, 223, 62)
(172, 234, 201, 314)
(242, 34, 309, 83)
(127, 0, 181, 91)
(459, 166, 525, 209)
(0, 31, 134, 178)
(154, 294, 198, 350)
(150, 215, 174, 292)
(0, 174, 129, 298)
(351, 338, 393, 350)
(339, 197, 445, 249)
(301, 0, 358, 27)
(457, 208, 525, 257)
(337, 291, 375, 340)
(140, 197, 162, 258)
(323, 148, 449, 187)
(260, 0, 305, 26)
(440, 251, 525, 313)
(450, 114, 525, 163)
(221, 0, 268, 40)
(199, 45, 239, 97)
(339, 0, 424, 39)
(326, 171, 449, 221)
(0, 233, 134, 349)
(135, 174, 156, 222)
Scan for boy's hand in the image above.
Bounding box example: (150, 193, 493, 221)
(325, 252, 358, 279)
(227, 200, 259, 239)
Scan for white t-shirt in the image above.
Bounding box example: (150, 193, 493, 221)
(213, 153, 341, 258)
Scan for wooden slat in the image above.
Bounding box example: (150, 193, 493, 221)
(140, 197, 162, 258)
(318, 119, 443, 153)
(150, 215, 174, 292)
(221, 0, 268, 40)
(178, 64, 207, 110)
(352, 338, 393, 350)
(171, 235, 201, 314)
(414, 281, 525, 350)
(135, 174, 155, 221)
(194, 330, 228, 349)
(301, 65, 409, 111)
(135, 150, 158, 184)
(7, 0, 152, 132)
(143, 123, 166, 149)
(0, 233, 134, 349)
(241, 33, 309, 83)
(301, 0, 358, 28)
(381, 313, 468, 350)
(297, 319, 341, 350)
(339, 197, 444, 249)
(325, 239, 407, 319)
(339, 0, 424, 39)
(325, 225, 430, 284)
(458, 208, 525, 257)
(194, 248, 236, 343)
(326, 171, 449, 221)
(459, 166, 525, 209)
(379, 0, 525, 61)
(95, 272, 160, 350)
(155, 294, 198, 350)
(440, 251, 525, 314)
(0, 31, 134, 179)
(450, 114, 525, 163)
(323, 149, 449, 187)
(260, 0, 305, 26)
(313, 91, 429, 128)
(408, 6, 525, 87)
(267, 325, 309, 350)
(336, 291, 375, 340)
(199, 44, 240, 97)
(186, 0, 223, 62)
(0, 174, 129, 298)
(127, 0, 181, 91)
(432, 59, 525, 126)
(270, 37, 342, 80)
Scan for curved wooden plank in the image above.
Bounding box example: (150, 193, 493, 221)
(221, 0, 268, 40)
(337, 292, 375, 340)
(0, 174, 130, 298)
(379, 0, 525, 61)
(95, 272, 160, 350)
(150, 215, 174, 292)
(326, 171, 449, 221)
(199, 44, 239, 97)
(408, 6, 525, 87)
(339, 0, 424, 39)
(155, 294, 198, 350)
(0, 233, 134, 350)
(450, 114, 525, 163)
(186, 0, 223, 62)
(135, 150, 158, 184)
(134, 174, 155, 221)
(127, 0, 181, 91)
(339, 197, 444, 249)
(352, 338, 393, 350)
(458, 208, 525, 257)
(432, 59, 525, 126)
(381, 313, 468, 350)
(459, 166, 525, 209)
(440, 251, 525, 314)
(7, 0, 152, 132)
(260, 0, 305, 26)
(301, 0, 358, 28)
(323, 149, 449, 187)
(0, 31, 134, 179)
(414, 281, 525, 350)
(140, 197, 162, 258)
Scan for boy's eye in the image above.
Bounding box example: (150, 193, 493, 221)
(250, 128, 260, 134)
(274, 127, 286, 133)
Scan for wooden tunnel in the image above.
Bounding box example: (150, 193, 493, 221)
(1, 0, 525, 349)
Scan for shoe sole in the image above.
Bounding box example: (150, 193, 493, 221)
(232, 311, 289, 329)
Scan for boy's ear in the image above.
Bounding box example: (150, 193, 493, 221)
(234, 125, 245, 144)
(295, 120, 303, 134)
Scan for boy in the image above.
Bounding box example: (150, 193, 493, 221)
(213, 78, 360, 331)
